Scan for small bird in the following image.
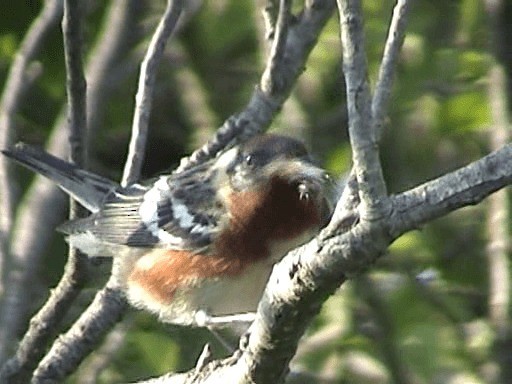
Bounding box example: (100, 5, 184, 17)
(3, 134, 332, 326)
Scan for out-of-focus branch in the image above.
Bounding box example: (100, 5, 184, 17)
(21, 2, 186, 382)
(337, 0, 389, 219)
(484, 0, 510, 336)
(32, 285, 126, 383)
(0, 0, 63, 308)
(75, 319, 132, 384)
(121, 0, 184, 186)
(0, 1, 139, 381)
(0, 0, 63, 367)
(0, 2, 88, 382)
(172, 42, 218, 148)
(86, 1, 140, 137)
(484, 0, 511, 382)
(175, 0, 337, 173)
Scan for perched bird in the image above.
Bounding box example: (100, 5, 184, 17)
(3, 134, 332, 326)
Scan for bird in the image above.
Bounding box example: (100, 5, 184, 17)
(3, 134, 332, 326)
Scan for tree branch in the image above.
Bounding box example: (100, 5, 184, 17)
(0, 0, 62, 242)
(31, 285, 126, 383)
(372, 0, 413, 140)
(337, 0, 389, 219)
(0, 1, 138, 381)
(260, 0, 292, 95)
(175, 0, 336, 173)
(121, 0, 184, 186)
(0, 0, 62, 363)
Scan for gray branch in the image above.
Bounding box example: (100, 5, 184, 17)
(337, 0, 389, 219)
(0, 1, 138, 381)
(372, 0, 413, 140)
(175, 0, 336, 173)
(0, 0, 64, 368)
(32, 285, 127, 383)
(121, 0, 184, 186)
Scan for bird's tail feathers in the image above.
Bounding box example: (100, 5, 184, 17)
(2, 142, 118, 212)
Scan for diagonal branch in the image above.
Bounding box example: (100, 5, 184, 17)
(121, 0, 184, 186)
(372, 0, 414, 141)
(175, 0, 336, 173)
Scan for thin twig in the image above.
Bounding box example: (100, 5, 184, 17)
(260, 0, 292, 95)
(372, 0, 413, 141)
(175, 0, 336, 173)
(121, 0, 184, 186)
(337, 0, 389, 219)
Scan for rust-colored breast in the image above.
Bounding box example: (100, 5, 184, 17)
(128, 176, 323, 306)
(216, 176, 323, 260)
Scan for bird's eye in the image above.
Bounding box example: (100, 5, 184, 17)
(244, 155, 253, 167)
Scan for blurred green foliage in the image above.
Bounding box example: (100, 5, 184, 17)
(1, 0, 510, 383)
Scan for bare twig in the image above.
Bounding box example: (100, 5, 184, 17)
(0, 0, 63, 366)
(260, 0, 292, 95)
(121, 0, 184, 186)
(337, 0, 389, 219)
(372, 0, 413, 141)
(63, 0, 87, 165)
(176, 0, 336, 173)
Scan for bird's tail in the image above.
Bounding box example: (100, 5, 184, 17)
(2, 143, 118, 212)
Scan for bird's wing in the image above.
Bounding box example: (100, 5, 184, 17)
(59, 161, 226, 252)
